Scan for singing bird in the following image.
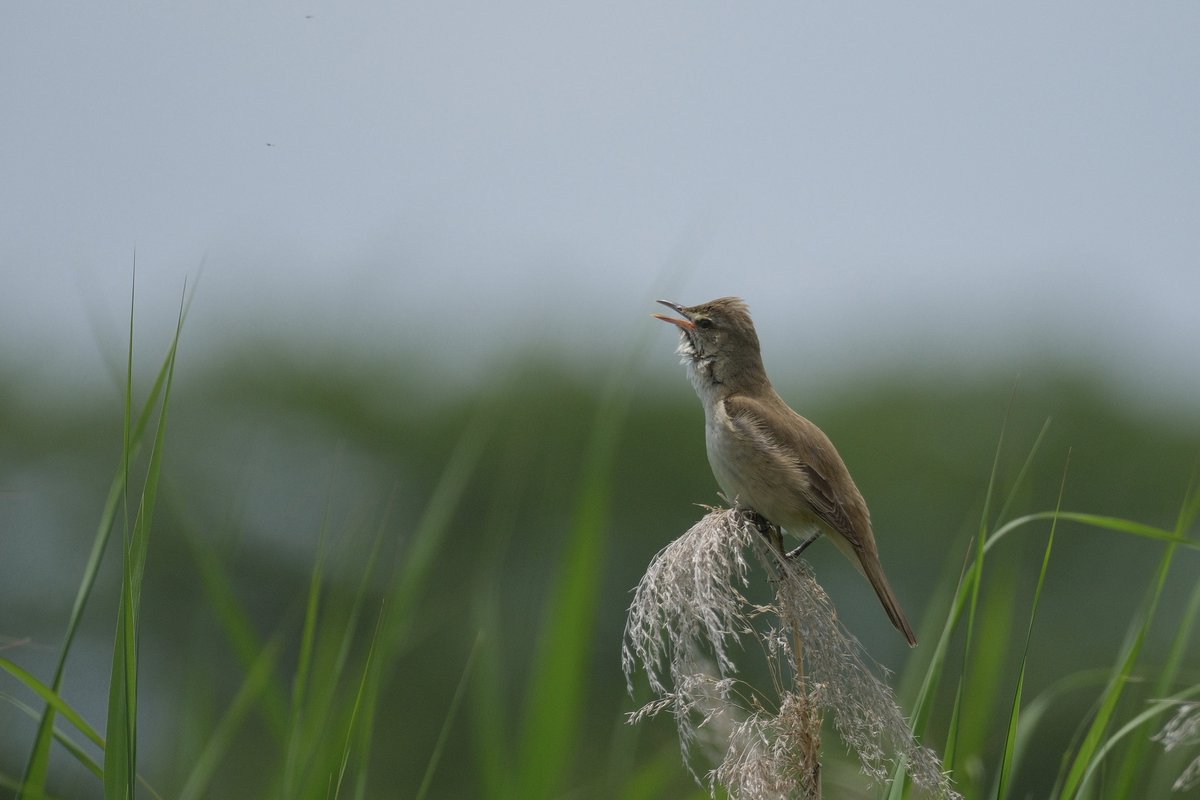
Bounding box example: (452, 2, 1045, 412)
(654, 297, 917, 646)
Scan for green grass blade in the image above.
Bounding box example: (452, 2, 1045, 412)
(20, 276, 195, 800)
(1110, 478, 1200, 795)
(0, 773, 39, 798)
(103, 584, 137, 799)
(957, 553, 1018, 773)
(1076, 684, 1200, 795)
(467, 441, 530, 800)
(1006, 668, 1110, 787)
(0, 658, 105, 748)
(283, 522, 386, 798)
(889, 549, 970, 800)
(342, 630, 385, 800)
(18, 304, 179, 800)
(2, 668, 167, 800)
(104, 289, 185, 800)
(940, 417, 1046, 777)
(990, 412, 1052, 529)
(995, 453, 1068, 798)
(332, 602, 387, 799)
(903, 495, 1199, 780)
(892, 411, 1049, 797)
(512, 380, 628, 798)
(1060, 479, 1200, 798)
(106, 278, 143, 800)
(414, 632, 482, 800)
(387, 405, 494, 635)
(1158, 549, 1200, 686)
(2, 692, 103, 779)
(326, 410, 492, 799)
(280, 477, 337, 799)
(991, 511, 1197, 550)
(470, 611, 509, 800)
(1055, 570, 1162, 798)
(122, 260, 136, 534)
(181, 521, 290, 738)
(471, 557, 520, 800)
(941, 680, 964, 782)
(178, 639, 283, 800)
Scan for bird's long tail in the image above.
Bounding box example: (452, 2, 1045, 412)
(828, 533, 918, 646)
(860, 554, 918, 646)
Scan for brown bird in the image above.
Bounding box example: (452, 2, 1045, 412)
(654, 297, 917, 646)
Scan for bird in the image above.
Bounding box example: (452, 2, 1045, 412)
(654, 296, 918, 646)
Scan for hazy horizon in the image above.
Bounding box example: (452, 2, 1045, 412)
(4, 3, 1197, 417)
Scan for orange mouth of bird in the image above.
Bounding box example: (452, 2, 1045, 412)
(653, 300, 702, 362)
(652, 300, 696, 331)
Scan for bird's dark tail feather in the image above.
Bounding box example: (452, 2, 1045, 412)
(821, 529, 918, 646)
(861, 555, 918, 647)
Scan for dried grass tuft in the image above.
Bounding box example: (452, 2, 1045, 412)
(1153, 702, 1200, 792)
(622, 507, 958, 799)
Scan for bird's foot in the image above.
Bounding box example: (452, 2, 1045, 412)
(783, 531, 822, 560)
(736, 508, 790, 561)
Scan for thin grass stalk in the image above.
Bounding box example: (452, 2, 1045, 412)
(384, 404, 493, 641)
(947, 416, 1050, 783)
(104, 285, 185, 800)
(0, 658, 106, 749)
(17, 284, 182, 800)
(331, 601, 387, 799)
(513, 379, 627, 798)
(1079, 685, 1200, 793)
(1151, 689, 1200, 791)
(787, 598, 821, 796)
(1056, 553, 1173, 796)
(1110, 476, 1200, 795)
(1060, 479, 1200, 797)
(288, 522, 386, 798)
(1146, 580, 1200, 791)
(414, 633, 482, 800)
(330, 406, 492, 798)
(0, 693, 103, 780)
(180, 519, 290, 738)
(468, 439, 532, 800)
(178, 639, 283, 800)
(511, 329, 651, 799)
(993, 512, 1198, 549)
(1002, 669, 1109, 795)
(891, 412, 1048, 797)
(896, 470, 1200, 788)
(280, 467, 338, 799)
(994, 452, 1069, 798)
(322, 498, 401, 800)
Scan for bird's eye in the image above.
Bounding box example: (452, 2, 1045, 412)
(696, 318, 713, 330)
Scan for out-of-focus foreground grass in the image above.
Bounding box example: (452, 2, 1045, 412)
(1, 326, 1198, 799)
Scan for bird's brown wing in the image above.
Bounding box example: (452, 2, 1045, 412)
(723, 394, 868, 550)
(724, 393, 919, 646)
(795, 461, 865, 548)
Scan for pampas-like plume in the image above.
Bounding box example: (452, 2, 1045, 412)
(622, 507, 958, 799)
(1153, 702, 1200, 791)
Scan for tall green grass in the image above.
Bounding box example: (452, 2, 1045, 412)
(890, 410, 1200, 799)
(3, 280, 186, 800)
(2, 300, 1198, 799)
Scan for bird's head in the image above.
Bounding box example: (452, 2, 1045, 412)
(653, 297, 766, 389)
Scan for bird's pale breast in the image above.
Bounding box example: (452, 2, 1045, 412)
(704, 398, 821, 537)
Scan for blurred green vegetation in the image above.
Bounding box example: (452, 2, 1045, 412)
(1, 339, 1198, 798)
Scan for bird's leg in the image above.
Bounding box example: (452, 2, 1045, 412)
(784, 530, 822, 560)
(741, 508, 784, 554)
(740, 508, 792, 581)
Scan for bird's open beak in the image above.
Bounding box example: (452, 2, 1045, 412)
(652, 299, 696, 330)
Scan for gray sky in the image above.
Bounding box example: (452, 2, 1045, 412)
(3, 3, 1198, 408)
